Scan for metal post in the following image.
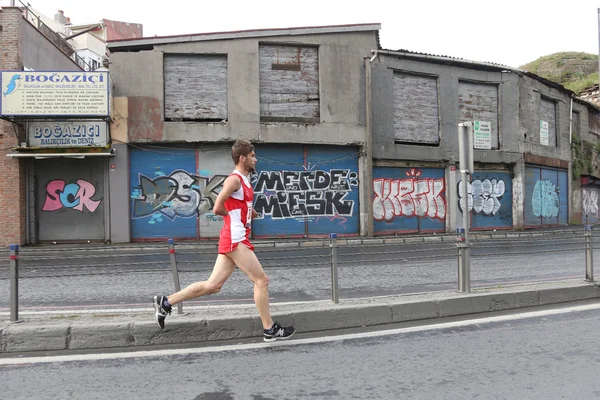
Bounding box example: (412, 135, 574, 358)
(585, 225, 594, 282)
(461, 164, 471, 293)
(9, 244, 20, 322)
(167, 238, 183, 314)
(457, 123, 472, 293)
(456, 228, 463, 271)
(330, 233, 339, 304)
(456, 228, 468, 291)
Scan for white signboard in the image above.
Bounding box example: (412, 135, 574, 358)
(473, 120, 492, 150)
(1, 71, 109, 116)
(540, 120, 549, 146)
(27, 121, 109, 148)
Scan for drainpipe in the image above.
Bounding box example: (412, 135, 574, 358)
(569, 95, 574, 225)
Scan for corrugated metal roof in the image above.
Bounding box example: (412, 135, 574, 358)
(108, 23, 381, 50)
(380, 47, 515, 70)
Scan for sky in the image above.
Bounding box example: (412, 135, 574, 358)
(3, 0, 600, 68)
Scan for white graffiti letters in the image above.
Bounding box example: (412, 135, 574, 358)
(253, 169, 358, 220)
(532, 179, 559, 218)
(373, 177, 445, 221)
(458, 179, 506, 215)
(583, 188, 599, 217)
(161, 171, 201, 219)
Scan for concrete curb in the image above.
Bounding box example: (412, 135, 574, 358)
(1, 280, 597, 353)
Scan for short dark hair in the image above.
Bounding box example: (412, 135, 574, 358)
(231, 139, 254, 165)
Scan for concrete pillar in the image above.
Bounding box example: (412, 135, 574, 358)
(512, 160, 525, 229)
(358, 152, 372, 236)
(108, 143, 130, 242)
(359, 57, 374, 237)
(108, 97, 131, 243)
(570, 166, 581, 224)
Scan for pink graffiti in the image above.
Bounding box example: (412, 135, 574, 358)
(42, 179, 102, 213)
(315, 214, 348, 226)
(373, 176, 445, 222)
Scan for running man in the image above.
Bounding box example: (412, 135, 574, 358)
(153, 139, 296, 342)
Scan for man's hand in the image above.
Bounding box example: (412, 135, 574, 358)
(252, 209, 258, 219)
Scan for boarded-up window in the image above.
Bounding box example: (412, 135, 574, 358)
(393, 72, 439, 144)
(164, 54, 227, 121)
(259, 44, 319, 121)
(458, 81, 499, 149)
(540, 97, 557, 147)
(572, 110, 580, 136)
(589, 110, 600, 136)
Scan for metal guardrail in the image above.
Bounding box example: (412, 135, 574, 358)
(3, 227, 596, 322)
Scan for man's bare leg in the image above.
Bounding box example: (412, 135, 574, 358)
(153, 255, 235, 329)
(226, 244, 273, 329)
(168, 254, 236, 305)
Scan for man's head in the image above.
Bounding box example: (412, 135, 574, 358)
(231, 139, 256, 173)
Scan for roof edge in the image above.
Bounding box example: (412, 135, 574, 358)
(107, 23, 381, 49)
(375, 49, 576, 96)
(376, 48, 519, 71)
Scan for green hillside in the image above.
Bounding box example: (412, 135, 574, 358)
(519, 52, 598, 95)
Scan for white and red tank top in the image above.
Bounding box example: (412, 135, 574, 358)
(220, 170, 254, 244)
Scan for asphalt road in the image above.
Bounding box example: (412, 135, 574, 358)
(2, 301, 600, 399)
(0, 233, 592, 310)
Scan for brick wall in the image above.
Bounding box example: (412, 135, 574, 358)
(0, 7, 27, 246)
(103, 19, 143, 41)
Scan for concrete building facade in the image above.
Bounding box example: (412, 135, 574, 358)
(367, 49, 584, 236)
(3, 20, 597, 246)
(106, 24, 380, 242)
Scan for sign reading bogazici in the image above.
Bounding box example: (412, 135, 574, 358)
(28, 120, 109, 148)
(0, 71, 109, 117)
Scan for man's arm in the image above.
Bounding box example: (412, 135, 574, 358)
(213, 175, 241, 216)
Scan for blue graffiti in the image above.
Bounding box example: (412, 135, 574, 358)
(148, 213, 164, 225)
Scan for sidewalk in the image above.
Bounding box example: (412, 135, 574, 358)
(1, 278, 598, 354)
(10, 224, 588, 255)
